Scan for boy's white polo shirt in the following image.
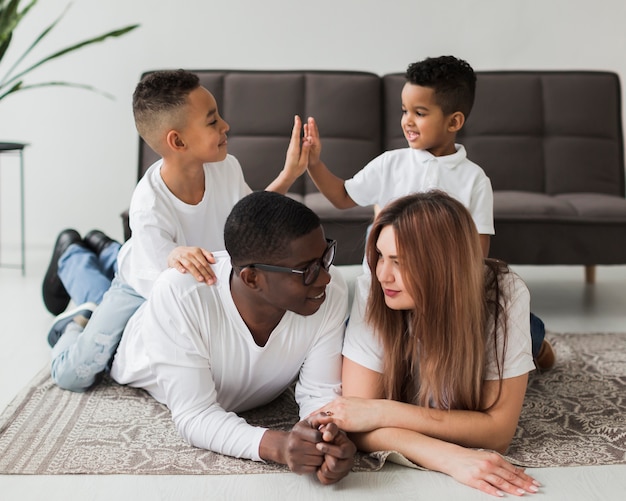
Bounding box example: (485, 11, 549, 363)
(345, 144, 495, 235)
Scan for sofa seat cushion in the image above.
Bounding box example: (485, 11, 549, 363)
(304, 192, 374, 221)
(556, 193, 626, 221)
(495, 191, 626, 223)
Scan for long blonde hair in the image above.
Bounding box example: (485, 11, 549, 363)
(365, 191, 507, 411)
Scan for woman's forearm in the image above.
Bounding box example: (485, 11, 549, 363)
(326, 375, 528, 452)
(351, 428, 540, 497)
(352, 427, 456, 472)
(379, 400, 515, 453)
(379, 375, 527, 452)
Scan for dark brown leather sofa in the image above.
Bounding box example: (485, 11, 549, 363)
(124, 70, 626, 277)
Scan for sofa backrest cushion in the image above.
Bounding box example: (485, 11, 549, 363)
(382, 71, 624, 197)
(137, 70, 383, 194)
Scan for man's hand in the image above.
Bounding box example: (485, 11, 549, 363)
(309, 412, 356, 485)
(260, 417, 355, 484)
(167, 246, 216, 284)
(260, 422, 324, 474)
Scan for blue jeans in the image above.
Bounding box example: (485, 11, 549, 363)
(50, 277, 144, 391)
(530, 312, 545, 358)
(57, 242, 121, 305)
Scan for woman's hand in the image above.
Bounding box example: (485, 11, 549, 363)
(445, 449, 540, 497)
(312, 396, 386, 432)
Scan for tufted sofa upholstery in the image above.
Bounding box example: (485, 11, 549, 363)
(128, 71, 379, 264)
(383, 71, 626, 280)
(124, 70, 626, 276)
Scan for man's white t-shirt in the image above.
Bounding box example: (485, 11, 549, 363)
(111, 252, 348, 461)
(343, 270, 535, 382)
(116, 155, 251, 298)
(344, 145, 494, 235)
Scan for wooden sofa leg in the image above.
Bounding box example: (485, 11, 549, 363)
(585, 265, 596, 284)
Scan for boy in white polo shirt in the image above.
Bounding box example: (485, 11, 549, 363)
(306, 55, 492, 255)
(301, 55, 554, 369)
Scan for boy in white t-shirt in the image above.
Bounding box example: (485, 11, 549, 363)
(111, 191, 356, 484)
(45, 70, 310, 391)
(298, 55, 553, 369)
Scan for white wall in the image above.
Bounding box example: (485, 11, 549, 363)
(1, 0, 625, 255)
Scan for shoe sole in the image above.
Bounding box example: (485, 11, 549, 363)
(47, 302, 98, 347)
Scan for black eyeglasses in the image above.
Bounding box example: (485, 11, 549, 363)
(244, 239, 336, 286)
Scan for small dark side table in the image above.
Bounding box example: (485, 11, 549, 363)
(0, 142, 26, 275)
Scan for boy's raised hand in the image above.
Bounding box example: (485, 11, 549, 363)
(283, 115, 311, 179)
(167, 246, 217, 284)
(304, 116, 322, 167)
(266, 115, 311, 194)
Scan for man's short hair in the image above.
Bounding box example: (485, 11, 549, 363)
(225, 191, 321, 265)
(405, 55, 476, 119)
(132, 69, 200, 151)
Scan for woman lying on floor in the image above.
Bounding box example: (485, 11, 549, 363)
(314, 190, 540, 497)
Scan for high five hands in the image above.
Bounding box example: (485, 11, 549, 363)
(281, 116, 322, 181)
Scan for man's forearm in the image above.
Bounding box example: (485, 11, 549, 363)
(259, 429, 289, 464)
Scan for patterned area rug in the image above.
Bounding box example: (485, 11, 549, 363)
(0, 332, 625, 475)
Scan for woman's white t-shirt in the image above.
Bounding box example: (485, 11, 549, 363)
(343, 270, 535, 381)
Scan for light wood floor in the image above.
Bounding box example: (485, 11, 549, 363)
(1, 248, 625, 501)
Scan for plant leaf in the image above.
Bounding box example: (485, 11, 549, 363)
(0, 1, 139, 102)
(1, 0, 66, 86)
(0, 78, 21, 100)
(0, 0, 37, 48)
(0, 30, 11, 61)
(1, 23, 139, 90)
(0, 80, 115, 100)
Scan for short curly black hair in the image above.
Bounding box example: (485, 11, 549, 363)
(225, 191, 321, 266)
(132, 69, 200, 150)
(405, 56, 476, 119)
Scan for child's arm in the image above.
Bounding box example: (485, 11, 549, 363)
(167, 246, 217, 285)
(266, 115, 311, 194)
(305, 117, 358, 210)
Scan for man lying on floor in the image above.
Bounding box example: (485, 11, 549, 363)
(110, 191, 356, 484)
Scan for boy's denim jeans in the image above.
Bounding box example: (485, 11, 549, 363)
(58, 242, 121, 305)
(50, 277, 144, 392)
(530, 311, 546, 358)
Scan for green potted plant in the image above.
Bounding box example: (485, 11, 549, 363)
(0, 0, 139, 101)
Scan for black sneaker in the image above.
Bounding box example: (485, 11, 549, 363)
(83, 229, 119, 255)
(42, 229, 83, 315)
